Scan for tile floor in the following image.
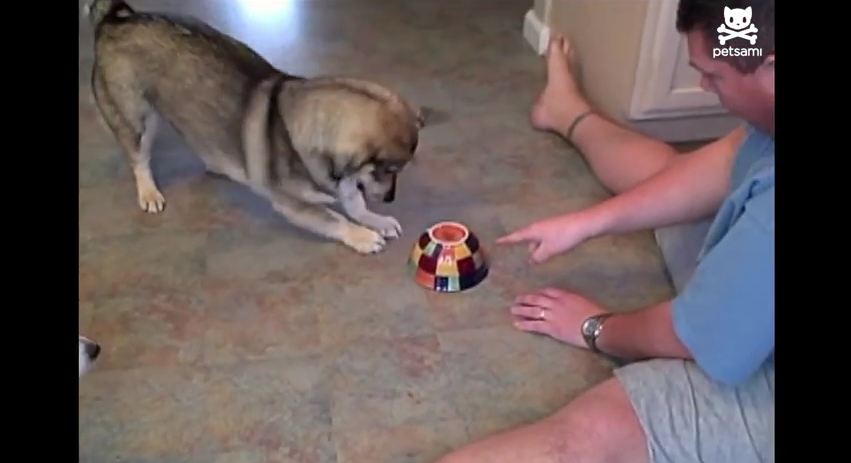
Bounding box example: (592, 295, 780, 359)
(78, 1, 674, 462)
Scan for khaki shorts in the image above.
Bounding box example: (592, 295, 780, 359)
(614, 358, 774, 463)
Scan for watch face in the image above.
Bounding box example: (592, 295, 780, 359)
(582, 317, 596, 336)
(580, 317, 597, 350)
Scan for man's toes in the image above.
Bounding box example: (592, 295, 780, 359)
(559, 36, 571, 56)
(548, 33, 563, 49)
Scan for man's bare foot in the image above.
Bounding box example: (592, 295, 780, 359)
(531, 35, 592, 138)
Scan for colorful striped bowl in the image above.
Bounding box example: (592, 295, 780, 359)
(408, 221, 489, 293)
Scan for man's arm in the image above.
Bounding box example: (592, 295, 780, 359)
(498, 126, 749, 264)
(593, 188, 774, 385)
(595, 301, 692, 361)
(579, 125, 747, 239)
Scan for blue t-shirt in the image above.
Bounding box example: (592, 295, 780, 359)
(672, 124, 775, 386)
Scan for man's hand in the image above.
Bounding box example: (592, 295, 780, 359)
(497, 211, 600, 264)
(509, 288, 607, 347)
(511, 290, 694, 361)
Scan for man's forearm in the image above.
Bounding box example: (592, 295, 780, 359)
(595, 301, 692, 361)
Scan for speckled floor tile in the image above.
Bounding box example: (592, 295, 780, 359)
(328, 335, 460, 432)
(79, 232, 207, 302)
(316, 275, 436, 351)
(334, 418, 470, 463)
(80, 299, 95, 333)
(79, 358, 335, 463)
(85, 280, 321, 371)
(437, 326, 614, 424)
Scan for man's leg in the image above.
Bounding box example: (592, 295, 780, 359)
(437, 358, 774, 463)
(654, 219, 714, 292)
(435, 377, 649, 463)
(532, 35, 679, 194)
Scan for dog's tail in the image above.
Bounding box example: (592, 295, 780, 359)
(84, 0, 134, 27)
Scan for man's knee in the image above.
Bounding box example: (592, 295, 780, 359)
(549, 377, 649, 463)
(434, 378, 649, 463)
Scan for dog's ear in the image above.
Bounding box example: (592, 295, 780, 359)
(415, 107, 427, 129)
(414, 106, 449, 129)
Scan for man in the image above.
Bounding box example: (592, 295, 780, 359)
(437, 1, 774, 462)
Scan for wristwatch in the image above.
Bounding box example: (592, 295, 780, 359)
(580, 313, 614, 353)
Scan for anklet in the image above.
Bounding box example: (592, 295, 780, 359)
(566, 109, 593, 145)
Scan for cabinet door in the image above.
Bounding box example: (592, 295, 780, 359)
(628, 0, 728, 120)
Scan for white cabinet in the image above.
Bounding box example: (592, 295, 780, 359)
(629, 0, 726, 120)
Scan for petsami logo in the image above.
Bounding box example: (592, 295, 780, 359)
(713, 6, 762, 59)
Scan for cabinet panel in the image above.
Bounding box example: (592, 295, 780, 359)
(628, 0, 729, 120)
(672, 39, 700, 88)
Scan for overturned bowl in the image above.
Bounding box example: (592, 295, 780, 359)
(408, 221, 489, 293)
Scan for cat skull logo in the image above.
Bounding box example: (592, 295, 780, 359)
(717, 6, 758, 45)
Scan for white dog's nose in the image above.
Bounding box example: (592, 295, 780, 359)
(83, 340, 101, 360)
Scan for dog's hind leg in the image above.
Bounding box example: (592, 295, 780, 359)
(92, 68, 165, 213)
(271, 195, 387, 254)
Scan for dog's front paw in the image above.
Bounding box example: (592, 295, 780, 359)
(137, 186, 166, 214)
(365, 214, 403, 239)
(343, 225, 387, 254)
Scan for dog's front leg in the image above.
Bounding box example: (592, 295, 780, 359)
(338, 178, 402, 239)
(271, 194, 388, 254)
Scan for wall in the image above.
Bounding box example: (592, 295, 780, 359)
(548, 0, 650, 126)
(534, 0, 551, 23)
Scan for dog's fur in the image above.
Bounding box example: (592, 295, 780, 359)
(86, 0, 424, 253)
(79, 336, 101, 377)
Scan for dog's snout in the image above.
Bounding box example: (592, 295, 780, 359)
(86, 342, 101, 360)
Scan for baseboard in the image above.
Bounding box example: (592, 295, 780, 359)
(629, 114, 742, 143)
(523, 9, 550, 55)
